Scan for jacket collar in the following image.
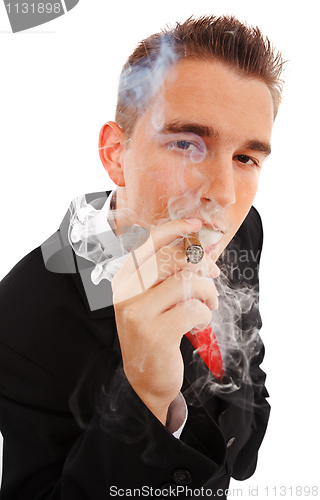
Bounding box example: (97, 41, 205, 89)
(41, 191, 115, 319)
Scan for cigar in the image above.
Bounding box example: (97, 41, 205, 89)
(184, 232, 204, 264)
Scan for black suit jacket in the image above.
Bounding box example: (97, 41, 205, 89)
(0, 192, 270, 499)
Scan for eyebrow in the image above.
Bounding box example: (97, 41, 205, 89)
(158, 121, 218, 139)
(243, 139, 271, 157)
(158, 121, 271, 157)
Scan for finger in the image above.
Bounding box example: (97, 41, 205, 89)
(138, 245, 219, 290)
(113, 235, 219, 297)
(114, 245, 184, 298)
(145, 270, 219, 314)
(148, 218, 203, 254)
(113, 261, 219, 307)
(113, 247, 218, 303)
(160, 299, 213, 342)
(114, 218, 203, 283)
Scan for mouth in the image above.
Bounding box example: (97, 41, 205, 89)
(198, 225, 224, 252)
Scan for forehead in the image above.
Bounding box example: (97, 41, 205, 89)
(134, 58, 274, 143)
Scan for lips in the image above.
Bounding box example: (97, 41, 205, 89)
(198, 226, 224, 250)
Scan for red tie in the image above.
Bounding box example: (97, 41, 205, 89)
(186, 326, 224, 379)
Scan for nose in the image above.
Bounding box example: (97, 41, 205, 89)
(200, 155, 236, 209)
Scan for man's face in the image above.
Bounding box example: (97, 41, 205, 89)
(116, 59, 274, 261)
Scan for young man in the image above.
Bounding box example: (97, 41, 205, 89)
(0, 15, 283, 499)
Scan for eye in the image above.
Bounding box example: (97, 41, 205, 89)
(234, 155, 258, 167)
(167, 140, 199, 152)
(157, 132, 207, 164)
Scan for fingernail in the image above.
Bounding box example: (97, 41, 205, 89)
(185, 218, 202, 225)
(210, 265, 220, 278)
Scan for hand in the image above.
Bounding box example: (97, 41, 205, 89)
(112, 218, 220, 425)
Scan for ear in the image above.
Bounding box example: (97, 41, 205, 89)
(99, 121, 126, 187)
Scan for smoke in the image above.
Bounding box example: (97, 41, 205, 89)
(66, 34, 265, 440)
(155, 172, 261, 402)
(68, 194, 122, 284)
(157, 191, 261, 400)
(68, 194, 150, 285)
(188, 267, 262, 402)
(117, 33, 178, 128)
(68, 192, 262, 405)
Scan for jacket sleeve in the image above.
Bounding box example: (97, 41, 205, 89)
(180, 206, 270, 482)
(0, 249, 228, 500)
(0, 355, 227, 499)
(229, 206, 270, 480)
(0, 206, 269, 499)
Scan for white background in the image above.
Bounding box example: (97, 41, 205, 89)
(0, 0, 319, 497)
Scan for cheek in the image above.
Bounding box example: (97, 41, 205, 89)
(230, 173, 260, 227)
(237, 171, 260, 205)
(126, 164, 179, 212)
(146, 165, 189, 200)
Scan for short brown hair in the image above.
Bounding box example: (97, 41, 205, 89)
(116, 15, 284, 137)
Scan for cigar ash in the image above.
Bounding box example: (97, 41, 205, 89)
(184, 233, 204, 264)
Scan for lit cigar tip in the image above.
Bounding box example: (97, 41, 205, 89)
(184, 233, 204, 264)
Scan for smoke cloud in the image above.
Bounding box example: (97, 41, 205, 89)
(64, 34, 264, 435)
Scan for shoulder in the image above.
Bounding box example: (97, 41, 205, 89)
(0, 240, 112, 402)
(0, 247, 61, 316)
(0, 246, 78, 316)
(235, 206, 263, 255)
(0, 246, 85, 361)
(219, 207, 263, 288)
(0, 247, 116, 414)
